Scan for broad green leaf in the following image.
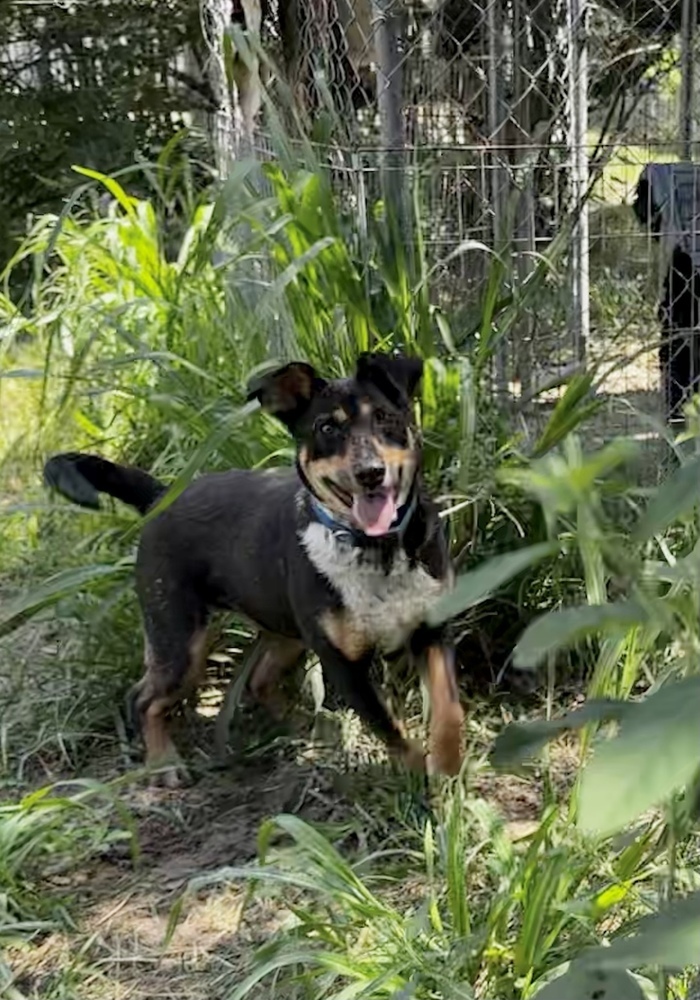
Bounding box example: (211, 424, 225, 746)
(432, 308, 457, 355)
(502, 438, 637, 516)
(532, 399, 603, 457)
(579, 675, 700, 835)
(0, 563, 132, 638)
(268, 236, 337, 295)
(580, 889, 700, 972)
(491, 699, 630, 770)
(634, 452, 700, 539)
(426, 542, 558, 626)
(444, 782, 469, 937)
(533, 964, 644, 999)
(513, 600, 654, 669)
(254, 815, 391, 925)
(185, 863, 321, 897)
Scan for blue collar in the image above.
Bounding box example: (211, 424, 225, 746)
(308, 490, 418, 544)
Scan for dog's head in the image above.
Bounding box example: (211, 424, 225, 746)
(247, 352, 423, 537)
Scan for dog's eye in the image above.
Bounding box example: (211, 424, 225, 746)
(374, 408, 387, 424)
(318, 420, 336, 437)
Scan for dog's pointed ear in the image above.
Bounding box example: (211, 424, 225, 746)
(247, 361, 322, 430)
(355, 352, 424, 407)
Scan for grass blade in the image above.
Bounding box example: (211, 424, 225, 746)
(426, 542, 558, 626)
(0, 563, 132, 638)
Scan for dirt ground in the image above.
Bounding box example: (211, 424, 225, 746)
(10, 728, 352, 998)
(5, 687, 577, 1000)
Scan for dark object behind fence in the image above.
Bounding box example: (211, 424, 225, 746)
(634, 162, 700, 422)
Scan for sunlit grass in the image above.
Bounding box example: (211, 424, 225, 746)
(589, 131, 679, 205)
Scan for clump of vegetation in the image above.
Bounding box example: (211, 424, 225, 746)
(167, 405, 700, 1000)
(1, 118, 700, 999)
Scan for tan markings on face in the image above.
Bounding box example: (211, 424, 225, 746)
(333, 407, 349, 423)
(360, 400, 373, 417)
(300, 453, 353, 515)
(425, 646, 464, 777)
(320, 609, 372, 661)
(372, 440, 414, 468)
(370, 437, 418, 496)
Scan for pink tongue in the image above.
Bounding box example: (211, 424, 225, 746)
(352, 491, 397, 536)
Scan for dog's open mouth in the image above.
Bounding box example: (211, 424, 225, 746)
(324, 479, 399, 536)
(352, 488, 398, 537)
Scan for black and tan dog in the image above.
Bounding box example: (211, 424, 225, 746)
(44, 353, 464, 785)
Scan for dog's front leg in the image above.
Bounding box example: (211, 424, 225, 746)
(313, 619, 425, 772)
(423, 643, 464, 777)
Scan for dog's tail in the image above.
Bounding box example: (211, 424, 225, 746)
(43, 452, 166, 516)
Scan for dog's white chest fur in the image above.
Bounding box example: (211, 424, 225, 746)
(300, 522, 448, 654)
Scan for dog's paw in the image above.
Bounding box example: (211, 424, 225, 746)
(160, 764, 188, 790)
(147, 757, 191, 790)
(400, 739, 427, 774)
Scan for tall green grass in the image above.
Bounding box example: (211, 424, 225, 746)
(4, 88, 700, 1000)
(0, 108, 601, 757)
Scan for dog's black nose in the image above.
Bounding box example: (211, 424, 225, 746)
(356, 465, 386, 491)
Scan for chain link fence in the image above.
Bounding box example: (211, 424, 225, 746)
(242, 0, 699, 459)
(2, 0, 699, 457)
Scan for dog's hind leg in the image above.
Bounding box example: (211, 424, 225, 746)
(130, 603, 208, 788)
(214, 632, 306, 760)
(248, 634, 306, 718)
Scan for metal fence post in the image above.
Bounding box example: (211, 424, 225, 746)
(567, 0, 590, 364)
(679, 0, 696, 160)
(487, 0, 509, 399)
(372, 0, 407, 245)
(512, 0, 536, 405)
